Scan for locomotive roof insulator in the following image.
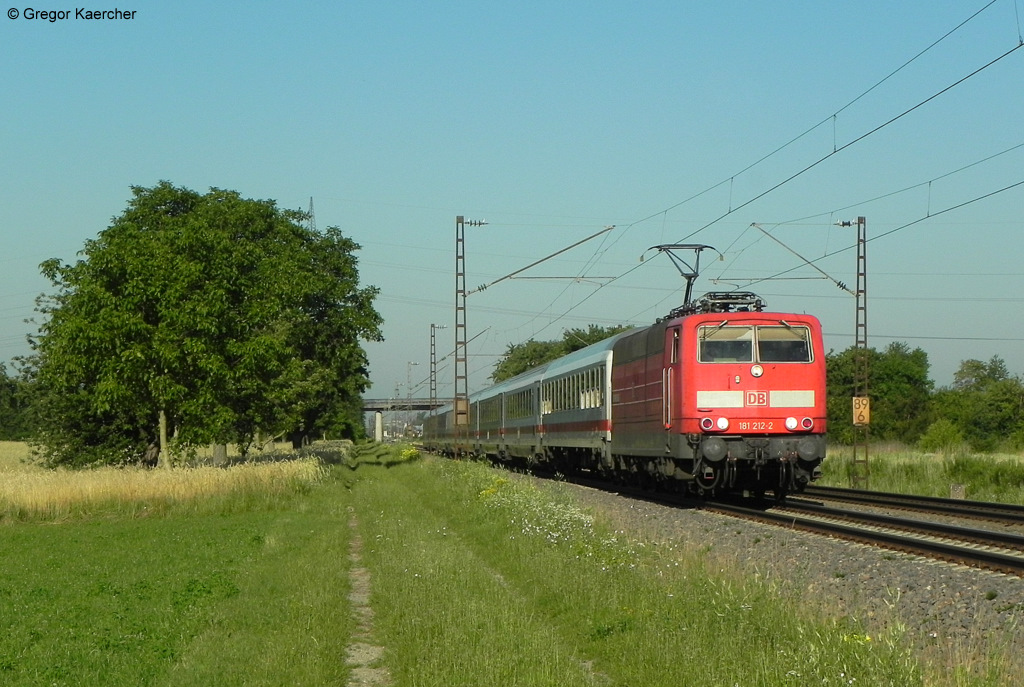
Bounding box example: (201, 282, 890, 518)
(668, 291, 767, 319)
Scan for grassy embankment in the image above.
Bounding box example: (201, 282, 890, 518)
(820, 443, 1024, 504)
(2, 439, 1018, 685)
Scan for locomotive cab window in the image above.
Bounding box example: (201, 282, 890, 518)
(698, 325, 753, 362)
(757, 325, 812, 362)
(698, 324, 812, 363)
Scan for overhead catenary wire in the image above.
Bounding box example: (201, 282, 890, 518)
(605, 0, 1005, 246)
(743, 177, 1024, 290)
(751, 224, 855, 295)
(518, 3, 1022, 337)
(673, 41, 1024, 245)
(772, 139, 1024, 228)
(467, 225, 616, 296)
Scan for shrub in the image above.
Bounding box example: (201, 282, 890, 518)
(917, 418, 964, 454)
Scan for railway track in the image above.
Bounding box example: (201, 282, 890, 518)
(704, 498, 1024, 577)
(560, 473, 1024, 576)
(471, 461, 1024, 577)
(802, 484, 1024, 525)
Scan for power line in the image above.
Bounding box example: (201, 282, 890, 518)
(439, 4, 1022, 384)
(675, 41, 1024, 244)
(467, 225, 616, 295)
(614, 1, 1005, 240)
(827, 332, 1024, 343)
(773, 139, 1024, 227)
(745, 176, 1024, 289)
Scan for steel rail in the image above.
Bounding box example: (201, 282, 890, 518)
(802, 485, 1024, 524)
(777, 501, 1024, 550)
(705, 501, 1024, 577)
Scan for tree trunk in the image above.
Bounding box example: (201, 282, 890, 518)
(158, 409, 171, 469)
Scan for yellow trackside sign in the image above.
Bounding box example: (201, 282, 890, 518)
(853, 396, 870, 426)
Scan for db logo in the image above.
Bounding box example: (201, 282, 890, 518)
(746, 391, 768, 406)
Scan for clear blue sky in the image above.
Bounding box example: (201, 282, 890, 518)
(2, 1, 1023, 402)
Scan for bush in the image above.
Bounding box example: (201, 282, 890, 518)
(917, 418, 964, 454)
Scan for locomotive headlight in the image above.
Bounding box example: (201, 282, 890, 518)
(700, 417, 715, 431)
(785, 417, 799, 431)
(750, 364, 763, 378)
(801, 417, 814, 431)
(716, 416, 730, 431)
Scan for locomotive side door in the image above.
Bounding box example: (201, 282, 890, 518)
(662, 326, 682, 433)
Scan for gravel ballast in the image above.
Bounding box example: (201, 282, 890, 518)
(560, 481, 1024, 672)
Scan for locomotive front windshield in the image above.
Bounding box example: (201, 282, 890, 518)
(699, 324, 812, 363)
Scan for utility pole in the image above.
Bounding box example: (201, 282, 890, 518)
(838, 216, 870, 489)
(430, 323, 446, 417)
(406, 361, 419, 434)
(454, 215, 486, 458)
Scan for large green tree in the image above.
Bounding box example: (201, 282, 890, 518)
(27, 182, 382, 466)
(490, 325, 632, 382)
(933, 356, 1024, 451)
(826, 342, 933, 445)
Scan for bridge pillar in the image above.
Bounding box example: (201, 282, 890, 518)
(374, 411, 383, 442)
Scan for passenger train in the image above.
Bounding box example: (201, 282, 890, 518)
(422, 291, 826, 498)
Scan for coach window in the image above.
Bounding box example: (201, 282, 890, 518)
(698, 325, 753, 362)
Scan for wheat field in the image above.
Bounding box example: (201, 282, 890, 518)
(0, 441, 326, 521)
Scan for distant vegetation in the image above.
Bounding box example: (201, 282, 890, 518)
(821, 443, 1024, 503)
(827, 345, 1024, 453)
(2, 298, 1022, 464)
(0, 441, 325, 523)
(490, 325, 633, 382)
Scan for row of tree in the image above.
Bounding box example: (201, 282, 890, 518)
(492, 330, 1024, 453)
(829, 344, 1024, 452)
(2, 182, 383, 467)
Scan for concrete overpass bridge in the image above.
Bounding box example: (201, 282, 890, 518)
(363, 398, 445, 441)
(362, 398, 445, 412)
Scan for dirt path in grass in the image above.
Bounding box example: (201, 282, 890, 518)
(345, 508, 391, 686)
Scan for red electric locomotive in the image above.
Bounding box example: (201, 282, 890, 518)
(608, 291, 826, 497)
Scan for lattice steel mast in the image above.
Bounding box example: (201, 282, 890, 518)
(839, 216, 870, 489)
(454, 216, 486, 457)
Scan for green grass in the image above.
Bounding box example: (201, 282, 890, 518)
(821, 444, 1024, 504)
(352, 453, 922, 686)
(0, 463, 354, 686)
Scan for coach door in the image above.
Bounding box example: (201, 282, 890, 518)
(662, 326, 681, 431)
